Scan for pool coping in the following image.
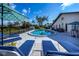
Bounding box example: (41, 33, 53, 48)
(27, 29, 54, 37)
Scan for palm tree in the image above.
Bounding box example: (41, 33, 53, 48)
(21, 21, 31, 29)
(32, 20, 35, 24)
(36, 16, 48, 27)
(31, 20, 35, 28)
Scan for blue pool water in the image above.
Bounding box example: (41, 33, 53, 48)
(31, 29, 52, 36)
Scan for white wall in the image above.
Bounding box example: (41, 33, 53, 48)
(52, 13, 79, 32)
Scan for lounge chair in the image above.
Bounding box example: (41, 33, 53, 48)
(0, 37, 22, 44)
(58, 41, 79, 53)
(42, 40, 58, 56)
(42, 40, 79, 56)
(19, 40, 34, 56)
(8, 33, 19, 37)
(0, 33, 20, 39)
(0, 46, 24, 56)
(0, 33, 7, 39)
(0, 40, 34, 56)
(45, 51, 79, 56)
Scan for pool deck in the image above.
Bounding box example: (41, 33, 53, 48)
(16, 30, 68, 56)
(48, 32, 79, 47)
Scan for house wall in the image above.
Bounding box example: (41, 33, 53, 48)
(52, 13, 79, 32)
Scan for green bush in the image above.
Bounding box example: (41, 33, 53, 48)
(34, 25, 40, 29)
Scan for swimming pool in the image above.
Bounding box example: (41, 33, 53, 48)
(30, 29, 52, 36)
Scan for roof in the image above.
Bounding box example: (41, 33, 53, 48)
(52, 12, 79, 26)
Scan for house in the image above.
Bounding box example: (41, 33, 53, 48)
(52, 12, 79, 32)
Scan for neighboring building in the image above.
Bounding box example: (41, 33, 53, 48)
(52, 12, 79, 32)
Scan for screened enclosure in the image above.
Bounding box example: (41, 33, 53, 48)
(0, 3, 29, 46)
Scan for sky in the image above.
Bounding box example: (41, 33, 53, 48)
(2, 3, 79, 25)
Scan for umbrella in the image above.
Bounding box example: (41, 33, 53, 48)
(0, 3, 28, 45)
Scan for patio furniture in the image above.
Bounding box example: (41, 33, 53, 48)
(0, 37, 21, 44)
(0, 33, 20, 39)
(42, 40, 79, 56)
(19, 40, 34, 56)
(42, 40, 58, 56)
(45, 51, 79, 56)
(75, 30, 79, 38)
(0, 40, 34, 56)
(0, 33, 7, 39)
(0, 46, 24, 56)
(68, 21, 79, 38)
(8, 33, 19, 37)
(58, 41, 79, 53)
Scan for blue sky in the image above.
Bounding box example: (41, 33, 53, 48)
(3, 3, 79, 25)
(13, 3, 62, 24)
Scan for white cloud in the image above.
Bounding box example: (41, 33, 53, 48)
(22, 9, 28, 14)
(10, 3, 16, 9)
(60, 0, 75, 10)
(22, 13, 25, 15)
(22, 8, 31, 15)
(28, 8, 31, 13)
(61, 3, 74, 10)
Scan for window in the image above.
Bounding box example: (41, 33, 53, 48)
(59, 24, 60, 28)
(61, 17, 64, 20)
